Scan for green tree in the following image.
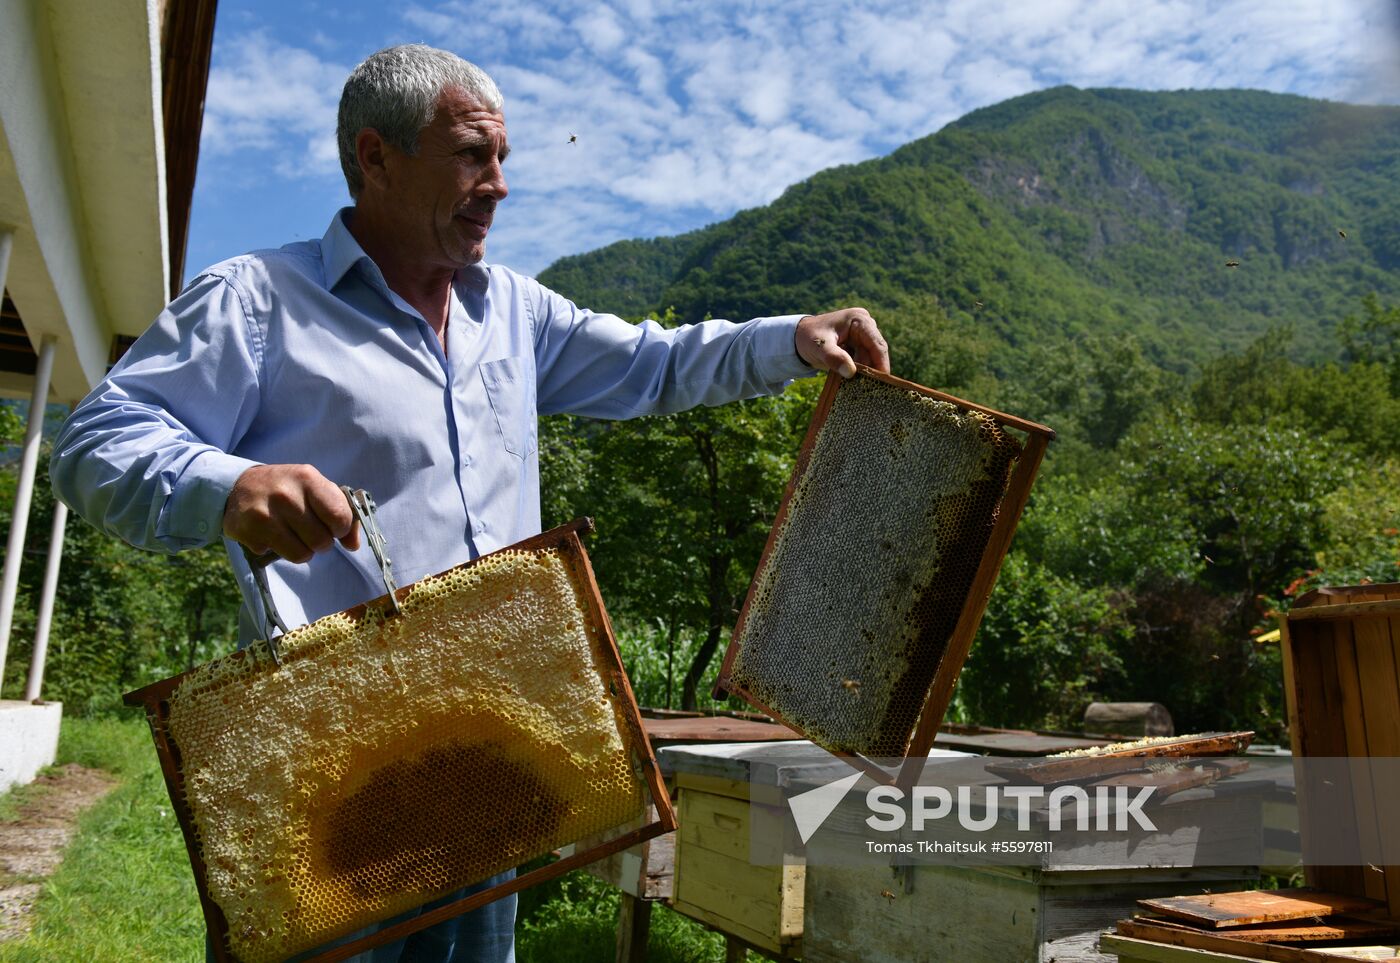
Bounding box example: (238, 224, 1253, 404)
(542, 380, 820, 709)
(956, 553, 1131, 729)
(1339, 292, 1400, 394)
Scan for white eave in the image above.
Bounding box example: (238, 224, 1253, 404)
(0, 0, 169, 403)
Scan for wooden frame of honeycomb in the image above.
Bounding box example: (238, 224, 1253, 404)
(124, 518, 675, 963)
(713, 367, 1055, 789)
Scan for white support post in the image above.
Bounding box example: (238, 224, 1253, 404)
(0, 333, 57, 695)
(23, 500, 66, 702)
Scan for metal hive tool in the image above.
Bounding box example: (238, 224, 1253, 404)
(124, 518, 674, 963)
(713, 368, 1054, 788)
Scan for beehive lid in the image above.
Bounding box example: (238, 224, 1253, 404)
(125, 519, 673, 963)
(714, 368, 1053, 783)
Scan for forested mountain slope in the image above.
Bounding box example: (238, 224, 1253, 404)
(541, 87, 1400, 372)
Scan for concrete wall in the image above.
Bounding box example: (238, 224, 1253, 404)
(0, 701, 62, 794)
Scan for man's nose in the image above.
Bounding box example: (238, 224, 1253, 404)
(481, 158, 508, 201)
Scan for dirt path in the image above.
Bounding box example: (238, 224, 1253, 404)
(0, 763, 118, 943)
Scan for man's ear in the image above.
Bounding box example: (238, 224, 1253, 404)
(356, 128, 392, 193)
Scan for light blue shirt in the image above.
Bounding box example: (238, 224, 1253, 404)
(51, 209, 813, 638)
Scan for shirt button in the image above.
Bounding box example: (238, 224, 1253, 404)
(463, 455, 473, 467)
(198, 521, 209, 534)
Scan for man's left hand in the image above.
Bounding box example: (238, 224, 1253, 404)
(796, 307, 890, 378)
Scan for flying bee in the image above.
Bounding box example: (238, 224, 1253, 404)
(1225, 260, 1240, 268)
(568, 133, 578, 144)
(841, 678, 862, 696)
(974, 299, 984, 309)
(1339, 229, 1347, 239)
(880, 889, 897, 902)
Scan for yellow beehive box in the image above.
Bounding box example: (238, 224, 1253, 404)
(661, 743, 843, 960)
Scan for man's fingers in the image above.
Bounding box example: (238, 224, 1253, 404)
(307, 476, 357, 544)
(811, 335, 858, 379)
(844, 315, 891, 373)
(796, 308, 887, 378)
(225, 463, 355, 563)
(339, 518, 362, 552)
(261, 520, 317, 565)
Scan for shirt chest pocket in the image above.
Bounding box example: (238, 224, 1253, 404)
(479, 356, 537, 459)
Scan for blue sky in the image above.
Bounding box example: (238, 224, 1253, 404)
(186, 0, 1400, 281)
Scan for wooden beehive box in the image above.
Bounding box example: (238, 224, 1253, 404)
(1281, 582, 1400, 919)
(800, 759, 1262, 963)
(659, 742, 858, 960)
(806, 864, 1259, 963)
(1095, 584, 1400, 963)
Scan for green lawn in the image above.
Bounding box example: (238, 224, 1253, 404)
(0, 716, 743, 963)
(0, 717, 204, 962)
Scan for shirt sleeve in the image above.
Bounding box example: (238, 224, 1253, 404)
(526, 278, 817, 418)
(49, 272, 264, 553)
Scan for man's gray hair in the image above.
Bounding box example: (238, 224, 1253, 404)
(337, 44, 503, 198)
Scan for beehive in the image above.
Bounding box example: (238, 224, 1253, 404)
(1281, 582, 1400, 920)
(715, 369, 1053, 780)
(125, 520, 672, 963)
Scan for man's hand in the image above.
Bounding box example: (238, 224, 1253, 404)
(223, 464, 360, 563)
(796, 307, 890, 378)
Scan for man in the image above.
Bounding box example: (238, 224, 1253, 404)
(52, 44, 888, 962)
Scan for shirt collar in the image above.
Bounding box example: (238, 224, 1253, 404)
(320, 207, 491, 294)
(320, 207, 368, 290)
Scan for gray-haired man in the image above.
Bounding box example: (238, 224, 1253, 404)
(52, 44, 889, 961)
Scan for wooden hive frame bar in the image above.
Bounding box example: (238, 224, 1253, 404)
(712, 366, 1054, 789)
(124, 518, 677, 963)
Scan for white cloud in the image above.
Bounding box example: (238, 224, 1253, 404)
(202, 32, 347, 181)
(194, 0, 1400, 275)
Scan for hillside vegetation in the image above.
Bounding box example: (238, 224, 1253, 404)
(538, 87, 1400, 735)
(545, 87, 1400, 372)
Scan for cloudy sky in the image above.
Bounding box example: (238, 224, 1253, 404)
(186, 0, 1400, 281)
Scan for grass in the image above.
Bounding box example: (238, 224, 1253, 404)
(0, 715, 204, 962)
(0, 715, 749, 963)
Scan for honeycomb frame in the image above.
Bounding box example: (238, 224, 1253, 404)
(124, 518, 675, 963)
(713, 367, 1054, 789)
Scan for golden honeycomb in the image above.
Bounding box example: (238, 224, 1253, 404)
(727, 374, 1021, 758)
(159, 544, 648, 962)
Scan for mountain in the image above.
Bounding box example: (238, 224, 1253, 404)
(539, 87, 1400, 373)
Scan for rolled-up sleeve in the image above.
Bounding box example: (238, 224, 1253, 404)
(50, 273, 263, 553)
(527, 279, 815, 419)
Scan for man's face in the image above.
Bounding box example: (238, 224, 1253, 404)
(382, 85, 510, 269)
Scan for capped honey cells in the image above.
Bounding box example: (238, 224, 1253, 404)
(159, 545, 648, 963)
(726, 374, 1022, 758)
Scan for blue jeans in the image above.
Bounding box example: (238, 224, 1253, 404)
(207, 870, 516, 962)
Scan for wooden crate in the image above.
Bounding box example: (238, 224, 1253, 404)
(661, 741, 866, 960)
(1282, 584, 1400, 917)
(670, 768, 805, 959)
(799, 754, 1264, 962)
(806, 865, 1259, 963)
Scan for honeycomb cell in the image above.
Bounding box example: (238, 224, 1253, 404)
(160, 544, 648, 962)
(728, 374, 1022, 758)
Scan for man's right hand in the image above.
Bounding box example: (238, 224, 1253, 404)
(223, 464, 360, 563)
